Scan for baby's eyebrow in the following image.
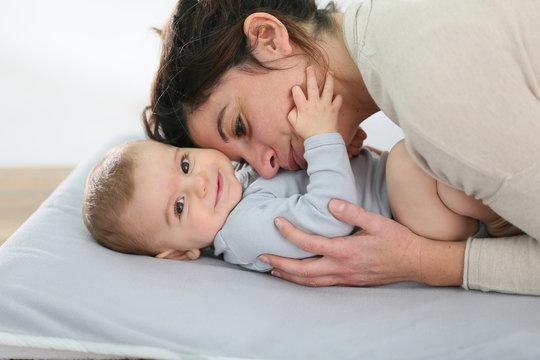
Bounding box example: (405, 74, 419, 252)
(164, 200, 171, 227)
(217, 105, 229, 143)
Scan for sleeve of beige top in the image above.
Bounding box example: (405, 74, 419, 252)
(463, 235, 540, 295)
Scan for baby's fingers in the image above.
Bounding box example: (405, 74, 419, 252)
(287, 107, 298, 125)
(321, 71, 335, 103)
(291, 85, 307, 108)
(332, 93, 343, 110)
(305, 66, 319, 100)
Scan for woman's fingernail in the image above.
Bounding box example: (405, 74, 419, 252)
(271, 270, 281, 278)
(259, 256, 269, 264)
(330, 199, 344, 213)
(274, 218, 282, 230)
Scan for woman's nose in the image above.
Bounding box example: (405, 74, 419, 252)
(248, 147, 279, 179)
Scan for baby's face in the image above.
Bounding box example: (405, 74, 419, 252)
(121, 140, 242, 255)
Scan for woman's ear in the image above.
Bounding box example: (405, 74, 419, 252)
(155, 249, 201, 261)
(243, 12, 293, 63)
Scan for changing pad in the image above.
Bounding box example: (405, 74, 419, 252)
(1, 133, 539, 360)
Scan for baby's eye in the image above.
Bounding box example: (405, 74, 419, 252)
(175, 198, 184, 216)
(181, 157, 189, 174)
(235, 115, 247, 137)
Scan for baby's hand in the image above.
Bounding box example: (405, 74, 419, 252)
(347, 127, 367, 158)
(287, 66, 342, 140)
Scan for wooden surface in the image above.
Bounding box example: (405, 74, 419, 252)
(0, 167, 74, 246)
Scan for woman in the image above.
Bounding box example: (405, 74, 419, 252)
(144, 0, 540, 295)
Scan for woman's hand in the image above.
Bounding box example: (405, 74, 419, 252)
(287, 67, 342, 139)
(259, 199, 465, 287)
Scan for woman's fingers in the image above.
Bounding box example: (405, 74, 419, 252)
(263, 257, 322, 281)
(258, 217, 351, 283)
(271, 266, 343, 287)
(328, 199, 384, 234)
(273, 217, 340, 257)
(262, 254, 345, 285)
(259, 200, 428, 288)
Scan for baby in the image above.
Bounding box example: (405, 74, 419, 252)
(83, 71, 520, 271)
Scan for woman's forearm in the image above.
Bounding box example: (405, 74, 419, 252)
(418, 238, 465, 287)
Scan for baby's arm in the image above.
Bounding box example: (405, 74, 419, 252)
(216, 133, 358, 271)
(281, 67, 357, 235)
(215, 69, 359, 271)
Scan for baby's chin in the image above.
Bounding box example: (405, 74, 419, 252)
(230, 179, 243, 206)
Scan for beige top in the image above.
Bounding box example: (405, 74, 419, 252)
(343, 0, 540, 295)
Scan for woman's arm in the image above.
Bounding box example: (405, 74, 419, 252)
(259, 199, 465, 287)
(464, 235, 540, 295)
(262, 200, 540, 295)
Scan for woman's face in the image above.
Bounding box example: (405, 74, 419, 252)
(188, 65, 309, 179)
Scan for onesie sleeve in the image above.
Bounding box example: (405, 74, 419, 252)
(214, 132, 358, 272)
(290, 132, 359, 236)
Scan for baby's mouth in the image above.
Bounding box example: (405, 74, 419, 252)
(215, 172, 223, 207)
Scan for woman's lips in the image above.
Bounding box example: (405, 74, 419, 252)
(289, 145, 307, 170)
(288, 145, 299, 171)
(215, 172, 223, 207)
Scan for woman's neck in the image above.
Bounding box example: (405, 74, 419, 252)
(320, 13, 379, 142)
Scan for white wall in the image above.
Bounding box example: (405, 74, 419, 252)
(0, 0, 402, 167)
(0, 0, 176, 167)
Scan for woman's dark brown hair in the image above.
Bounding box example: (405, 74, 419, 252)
(143, 0, 337, 148)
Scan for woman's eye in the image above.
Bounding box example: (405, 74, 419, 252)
(175, 198, 184, 216)
(234, 116, 247, 137)
(181, 157, 189, 174)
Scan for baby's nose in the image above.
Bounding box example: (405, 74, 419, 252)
(194, 173, 208, 199)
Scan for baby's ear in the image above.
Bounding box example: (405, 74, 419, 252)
(155, 249, 200, 261)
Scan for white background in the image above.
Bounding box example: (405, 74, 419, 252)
(0, 0, 402, 167)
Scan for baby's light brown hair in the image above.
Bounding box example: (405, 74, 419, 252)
(83, 142, 152, 255)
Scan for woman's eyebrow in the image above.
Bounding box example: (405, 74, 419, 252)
(217, 105, 230, 143)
